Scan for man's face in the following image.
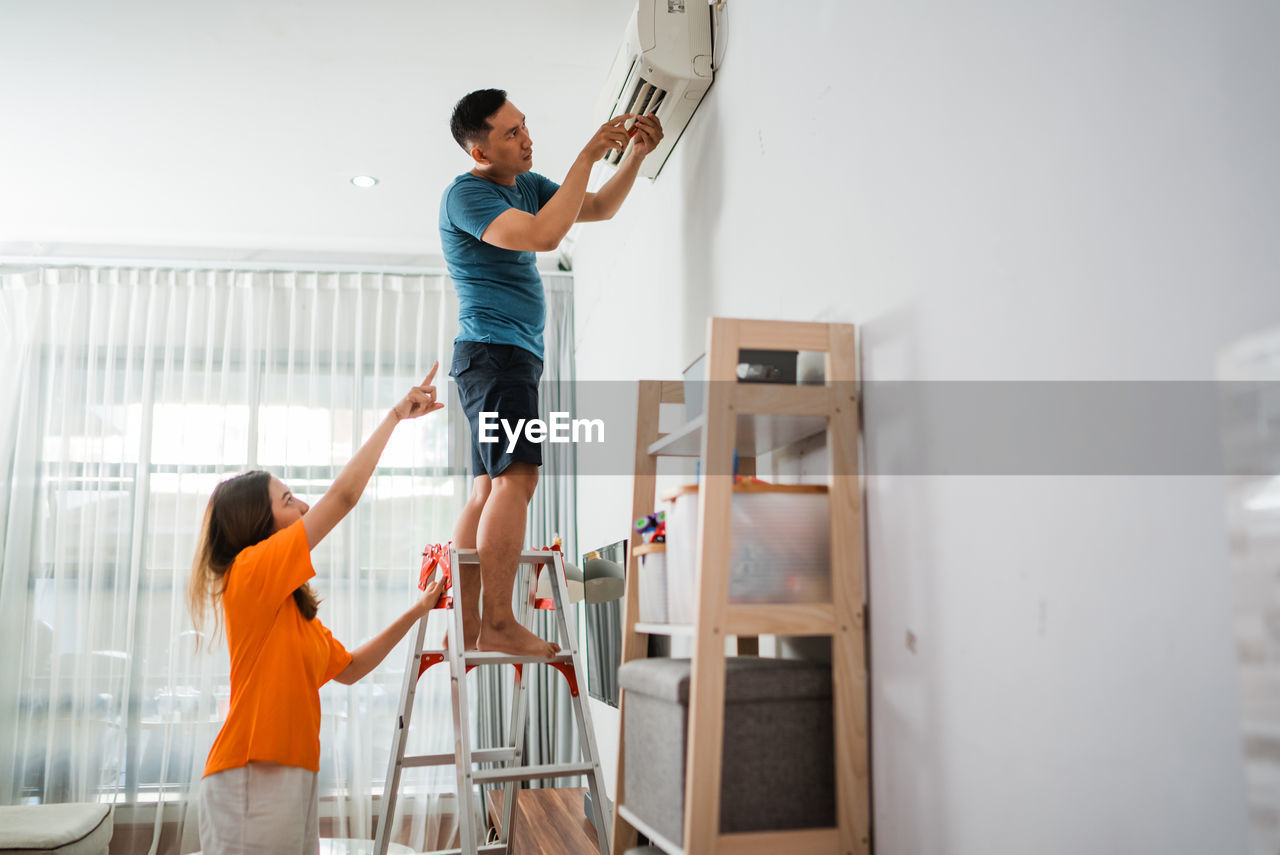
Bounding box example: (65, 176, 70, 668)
(477, 100, 533, 173)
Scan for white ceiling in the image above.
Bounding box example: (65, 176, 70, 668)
(0, 0, 635, 266)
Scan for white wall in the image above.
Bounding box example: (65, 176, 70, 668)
(572, 1, 1279, 852)
(0, 0, 632, 259)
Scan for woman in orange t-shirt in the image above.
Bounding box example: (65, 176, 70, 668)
(188, 366, 447, 855)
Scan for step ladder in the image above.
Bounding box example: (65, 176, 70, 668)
(374, 545, 612, 855)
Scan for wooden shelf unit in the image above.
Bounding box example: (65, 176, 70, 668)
(610, 318, 869, 855)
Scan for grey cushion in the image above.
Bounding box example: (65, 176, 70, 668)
(0, 803, 112, 855)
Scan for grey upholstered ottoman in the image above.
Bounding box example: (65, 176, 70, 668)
(0, 803, 112, 855)
(617, 656, 834, 843)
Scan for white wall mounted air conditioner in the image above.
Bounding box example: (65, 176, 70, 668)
(596, 0, 714, 180)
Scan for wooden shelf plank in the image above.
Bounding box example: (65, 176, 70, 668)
(718, 827, 840, 855)
(647, 411, 828, 458)
(647, 416, 704, 457)
(827, 320, 872, 855)
(723, 603, 837, 637)
(634, 622, 695, 637)
(614, 379, 665, 855)
(682, 320, 740, 855)
(730, 383, 834, 415)
(733, 318, 833, 351)
(617, 805, 685, 855)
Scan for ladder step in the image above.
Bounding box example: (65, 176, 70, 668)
(452, 548, 560, 566)
(420, 649, 575, 666)
(401, 747, 518, 768)
(471, 761, 595, 784)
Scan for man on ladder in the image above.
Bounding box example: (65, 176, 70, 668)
(438, 87, 662, 658)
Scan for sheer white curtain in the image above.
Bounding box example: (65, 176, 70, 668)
(0, 264, 467, 852)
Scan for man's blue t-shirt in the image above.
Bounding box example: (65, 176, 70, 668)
(439, 171, 561, 359)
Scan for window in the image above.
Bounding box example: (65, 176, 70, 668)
(0, 266, 462, 806)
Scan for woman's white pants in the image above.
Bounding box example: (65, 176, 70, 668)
(198, 763, 319, 855)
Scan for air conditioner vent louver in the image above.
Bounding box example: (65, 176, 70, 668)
(604, 78, 668, 166)
(595, 0, 713, 179)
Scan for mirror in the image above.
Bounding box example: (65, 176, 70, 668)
(581, 539, 625, 707)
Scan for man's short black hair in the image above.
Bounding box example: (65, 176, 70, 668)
(450, 88, 508, 152)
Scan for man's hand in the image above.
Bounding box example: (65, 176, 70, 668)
(628, 113, 664, 158)
(574, 111, 667, 222)
(582, 114, 634, 162)
(393, 362, 446, 421)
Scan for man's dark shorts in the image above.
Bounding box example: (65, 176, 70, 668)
(449, 340, 543, 479)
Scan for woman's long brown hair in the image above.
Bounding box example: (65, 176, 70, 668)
(188, 470, 319, 648)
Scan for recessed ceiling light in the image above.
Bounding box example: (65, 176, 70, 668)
(350, 175, 379, 188)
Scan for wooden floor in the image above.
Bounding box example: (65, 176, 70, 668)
(485, 787, 602, 855)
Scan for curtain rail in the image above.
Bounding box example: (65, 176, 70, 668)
(0, 255, 574, 279)
(0, 255, 452, 276)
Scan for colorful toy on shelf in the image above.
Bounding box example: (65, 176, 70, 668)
(634, 511, 666, 544)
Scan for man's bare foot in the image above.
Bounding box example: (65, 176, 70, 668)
(460, 611, 480, 650)
(477, 618, 560, 659)
(442, 628, 480, 652)
(441, 608, 481, 651)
